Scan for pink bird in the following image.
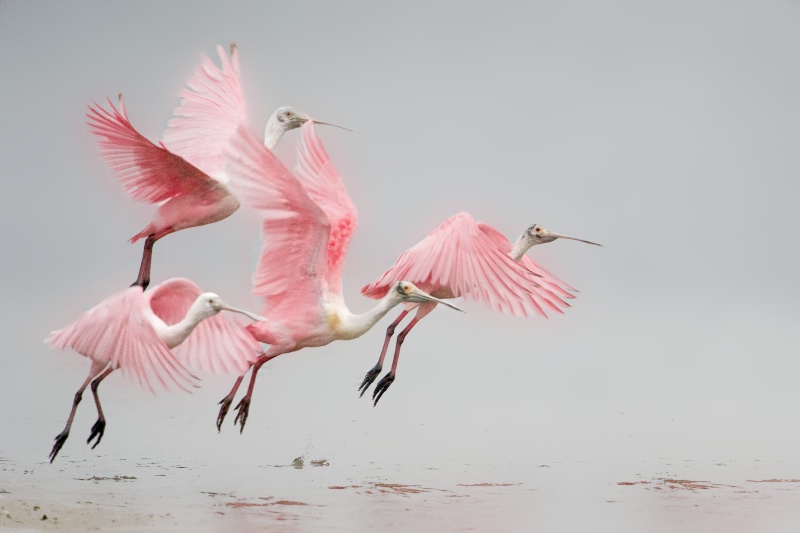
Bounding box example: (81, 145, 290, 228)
(359, 213, 602, 404)
(215, 121, 464, 432)
(46, 278, 263, 462)
(86, 44, 334, 289)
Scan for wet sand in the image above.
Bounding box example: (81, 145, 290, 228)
(7, 360, 800, 532)
(3, 452, 800, 532)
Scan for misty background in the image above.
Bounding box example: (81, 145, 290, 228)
(1, 0, 799, 475)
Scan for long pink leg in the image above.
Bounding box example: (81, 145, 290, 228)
(232, 352, 281, 433)
(358, 310, 409, 397)
(49, 361, 107, 463)
(216, 373, 246, 432)
(87, 367, 115, 449)
(373, 302, 437, 406)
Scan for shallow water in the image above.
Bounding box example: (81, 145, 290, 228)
(4, 442, 800, 532)
(3, 351, 800, 532)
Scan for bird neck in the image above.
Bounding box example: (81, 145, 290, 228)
(263, 120, 285, 151)
(509, 234, 535, 262)
(334, 293, 401, 340)
(158, 301, 210, 349)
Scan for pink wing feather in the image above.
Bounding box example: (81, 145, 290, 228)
(224, 125, 331, 320)
(147, 278, 262, 374)
(46, 287, 197, 394)
(293, 122, 359, 298)
(362, 212, 569, 318)
(476, 222, 577, 298)
(87, 97, 222, 204)
(161, 44, 248, 181)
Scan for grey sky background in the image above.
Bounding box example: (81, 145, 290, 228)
(1, 0, 799, 467)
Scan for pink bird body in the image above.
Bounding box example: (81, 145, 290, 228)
(46, 277, 262, 462)
(86, 44, 313, 289)
(358, 213, 600, 403)
(228, 121, 366, 353)
(215, 121, 463, 431)
(88, 98, 240, 244)
(88, 45, 247, 246)
(362, 212, 573, 315)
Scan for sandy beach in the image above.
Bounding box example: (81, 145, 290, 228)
(4, 439, 800, 532)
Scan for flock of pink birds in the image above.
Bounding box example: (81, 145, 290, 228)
(46, 44, 600, 463)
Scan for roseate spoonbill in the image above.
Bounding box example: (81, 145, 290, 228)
(359, 213, 602, 404)
(86, 44, 342, 289)
(46, 278, 263, 462)
(214, 122, 465, 432)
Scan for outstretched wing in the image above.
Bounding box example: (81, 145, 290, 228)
(476, 221, 577, 298)
(293, 121, 359, 298)
(161, 44, 248, 182)
(224, 125, 331, 321)
(87, 96, 221, 204)
(46, 287, 197, 393)
(147, 278, 262, 374)
(362, 212, 568, 317)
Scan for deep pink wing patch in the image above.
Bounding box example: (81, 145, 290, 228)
(87, 97, 221, 204)
(224, 126, 330, 322)
(293, 121, 359, 298)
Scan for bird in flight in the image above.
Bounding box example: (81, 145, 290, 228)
(86, 44, 343, 289)
(46, 277, 263, 462)
(359, 213, 601, 404)
(216, 121, 463, 432)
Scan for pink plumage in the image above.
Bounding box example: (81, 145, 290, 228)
(226, 123, 334, 325)
(47, 278, 261, 389)
(86, 96, 238, 243)
(362, 212, 570, 318)
(293, 119, 359, 298)
(475, 221, 577, 297)
(215, 121, 461, 432)
(46, 277, 262, 462)
(146, 278, 262, 375)
(47, 283, 197, 394)
(86, 44, 317, 290)
(357, 213, 594, 404)
(161, 44, 248, 182)
(85, 44, 251, 290)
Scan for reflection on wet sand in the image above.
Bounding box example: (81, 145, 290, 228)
(4, 453, 800, 532)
